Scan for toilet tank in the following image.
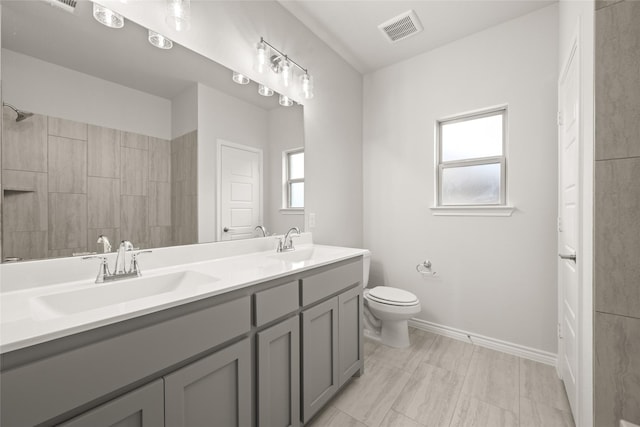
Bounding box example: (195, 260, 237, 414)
(362, 250, 371, 288)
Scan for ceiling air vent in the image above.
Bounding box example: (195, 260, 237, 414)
(45, 0, 78, 14)
(378, 10, 423, 43)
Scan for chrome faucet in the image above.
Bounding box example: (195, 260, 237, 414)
(83, 240, 152, 283)
(278, 227, 301, 252)
(97, 235, 112, 254)
(254, 225, 267, 237)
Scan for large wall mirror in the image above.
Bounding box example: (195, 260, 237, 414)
(1, 1, 305, 262)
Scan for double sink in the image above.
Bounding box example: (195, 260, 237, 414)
(28, 246, 317, 320)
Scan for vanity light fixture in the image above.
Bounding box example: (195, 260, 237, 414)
(166, 0, 191, 32)
(279, 57, 292, 87)
(232, 71, 250, 85)
(93, 3, 124, 29)
(255, 37, 314, 99)
(148, 30, 173, 49)
(279, 94, 294, 107)
(255, 40, 268, 73)
(300, 73, 314, 100)
(258, 84, 274, 97)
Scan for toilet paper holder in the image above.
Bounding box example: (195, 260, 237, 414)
(416, 260, 436, 276)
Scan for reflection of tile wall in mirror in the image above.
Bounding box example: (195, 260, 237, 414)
(2, 110, 47, 172)
(1, 113, 181, 260)
(171, 131, 198, 246)
(88, 126, 121, 179)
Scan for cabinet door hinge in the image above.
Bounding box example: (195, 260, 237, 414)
(557, 111, 564, 127)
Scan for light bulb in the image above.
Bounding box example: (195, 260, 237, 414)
(279, 94, 293, 107)
(281, 58, 291, 87)
(232, 71, 250, 85)
(148, 30, 173, 49)
(258, 84, 274, 97)
(166, 0, 191, 32)
(93, 3, 124, 28)
(256, 41, 267, 74)
(300, 74, 314, 99)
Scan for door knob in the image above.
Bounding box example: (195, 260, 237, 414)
(559, 253, 576, 262)
(223, 227, 229, 232)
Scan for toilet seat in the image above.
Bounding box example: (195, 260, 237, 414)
(366, 286, 419, 307)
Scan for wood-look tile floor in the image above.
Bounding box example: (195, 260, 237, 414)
(308, 328, 575, 427)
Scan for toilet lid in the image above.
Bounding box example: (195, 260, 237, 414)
(367, 286, 419, 306)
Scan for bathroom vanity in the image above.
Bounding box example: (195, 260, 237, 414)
(0, 238, 365, 427)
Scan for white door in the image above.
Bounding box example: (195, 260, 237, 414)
(218, 143, 262, 241)
(558, 38, 579, 416)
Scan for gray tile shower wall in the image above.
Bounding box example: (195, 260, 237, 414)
(594, 1, 640, 425)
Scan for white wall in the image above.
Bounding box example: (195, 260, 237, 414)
(171, 84, 198, 139)
(102, 0, 363, 248)
(363, 5, 559, 354)
(559, 1, 594, 425)
(2, 49, 171, 139)
(196, 83, 269, 243)
(268, 106, 305, 235)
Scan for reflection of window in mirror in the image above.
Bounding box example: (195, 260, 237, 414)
(283, 148, 304, 209)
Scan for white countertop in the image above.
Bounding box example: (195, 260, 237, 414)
(0, 243, 367, 354)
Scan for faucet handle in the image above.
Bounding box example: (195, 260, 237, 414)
(131, 250, 152, 276)
(83, 255, 110, 283)
(97, 235, 111, 253)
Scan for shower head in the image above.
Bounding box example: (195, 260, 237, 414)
(3, 103, 34, 122)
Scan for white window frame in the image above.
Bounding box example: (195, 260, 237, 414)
(282, 147, 304, 213)
(432, 106, 514, 217)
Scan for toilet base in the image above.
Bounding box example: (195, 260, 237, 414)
(380, 319, 411, 348)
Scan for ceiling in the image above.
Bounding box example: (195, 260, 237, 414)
(1, 0, 280, 109)
(279, 0, 556, 74)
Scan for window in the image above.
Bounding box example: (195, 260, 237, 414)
(436, 108, 507, 207)
(284, 148, 304, 209)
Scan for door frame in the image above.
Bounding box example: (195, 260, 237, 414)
(216, 139, 264, 241)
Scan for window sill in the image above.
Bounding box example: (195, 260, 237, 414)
(279, 208, 304, 215)
(430, 206, 515, 217)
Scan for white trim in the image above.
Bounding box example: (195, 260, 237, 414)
(408, 318, 557, 366)
(216, 140, 264, 242)
(430, 206, 515, 217)
(279, 208, 304, 215)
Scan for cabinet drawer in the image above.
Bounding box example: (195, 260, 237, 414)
(301, 259, 362, 307)
(1, 296, 251, 427)
(57, 379, 164, 427)
(254, 281, 299, 327)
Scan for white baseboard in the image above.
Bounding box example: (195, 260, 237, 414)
(408, 318, 557, 366)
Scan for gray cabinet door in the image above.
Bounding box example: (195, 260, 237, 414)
(301, 297, 339, 423)
(164, 338, 251, 427)
(338, 286, 363, 386)
(257, 316, 300, 427)
(57, 379, 164, 427)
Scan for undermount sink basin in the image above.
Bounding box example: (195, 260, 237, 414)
(268, 246, 315, 263)
(30, 270, 219, 319)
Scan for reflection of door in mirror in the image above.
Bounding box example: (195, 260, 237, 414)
(218, 142, 262, 241)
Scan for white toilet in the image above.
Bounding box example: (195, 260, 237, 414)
(362, 251, 421, 348)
